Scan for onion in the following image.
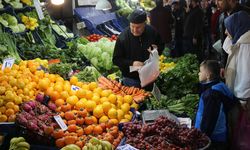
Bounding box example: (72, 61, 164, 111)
(22, 103, 32, 112)
(36, 93, 44, 103)
(48, 102, 56, 111)
(27, 101, 37, 109)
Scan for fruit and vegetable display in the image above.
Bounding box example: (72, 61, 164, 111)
(140, 0, 156, 11)
(75, 66, 101, 82)
(122, 116, 210, 150)
(0, 13, 26, 33)
(159, 55, 176, 73)
(52, 24, 74, 39)
(21, 15, 38, 31)
(0, 0, 3, 9)
(4, 0, 23, 9)
(82, 137, 113, 150)
(16, 99, 57, 136)
(98, 76, 151, 104)
(115, 0, 133, 17)
(9, 137, 30, 150)
(0, 32, 21, 62)
(77, 38, 116, 72)
(86, 34, 117, 42)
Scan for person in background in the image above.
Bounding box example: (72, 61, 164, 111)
(183, 0, 204, 62)
(223, 11, 250, 148)
(150, 0, 174, 49)
(112, 9, 164, 91)
(210, 4, 221, 43)
(195, 60, 237, 150)
(216, 0, 250, 68)
(172, 1, 185, 57)
(201, 0, 213, 58)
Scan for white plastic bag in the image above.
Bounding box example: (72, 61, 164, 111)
(138, 49, 160, 87)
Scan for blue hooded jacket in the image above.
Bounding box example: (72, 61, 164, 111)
(224, 11, 250, 44)
(195, 81, 237, 142)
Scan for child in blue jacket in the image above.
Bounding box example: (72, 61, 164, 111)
(195, 60, 238, 150)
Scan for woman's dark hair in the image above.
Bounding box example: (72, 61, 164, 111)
(200, 60, 221, 80)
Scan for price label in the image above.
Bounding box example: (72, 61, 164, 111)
(33, 0, 44, 20)
(71, 85, 80, 91)
(152, 83, 161, 101)
(178, 117, 192, 129)
(116, 144, 139, 150)
(54, 115, 67, 131)
(2, 58, 15, 71)
(77, 0, 98, 6)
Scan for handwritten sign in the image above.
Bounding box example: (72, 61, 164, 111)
(2, 58, 15, 71)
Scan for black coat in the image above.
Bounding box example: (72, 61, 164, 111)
(112, 25, 164, 80)
(150, 6, 174, 43)
(183, 6, 204, 39)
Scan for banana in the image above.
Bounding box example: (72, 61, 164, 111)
(96, 144, 102, 150)
(10, 137, 25, 145)
(89, 137, 101, 145)
(86, 143, 94, 150)
(101, 141, 112, 150)
(60, 144, 81, 150)
(15, 147, 29, 150)
(82, 146, 88, 150)
(16, 142, 30, 149)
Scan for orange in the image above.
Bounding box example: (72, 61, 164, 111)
(70, 76, 78, 85)
(66, 95, 79, 106)
(76, 89, 86, 99)
(76, 82, 83, 87)
(102, 101, 112, 115)
(99, 115, 109, 123)
(89, 82, 97, 91)
(61, 91, 69, 100)
(0, 106, 6, 114)
(123, 95, 133, 104)
(93, 87, 103, 95)
(5, 102, 15, 109)
(50, 91, 60, 101)
(55, 99, 65, 107)
(14, 97, 22, 105)
(5, 108, 15, 117)
(110, 119, 119, 126)
(108, 94, 117, 104)
(108, 108, 117, 119)
(121, 103, 130, 114)
(69, 90, 77, 96)
(85, 90, 93, 100)
(56, 76, 64, 83)
(85, 100, 96, 112)
(100, 97, 109, 103)
(101, 90, 110, 97)
(8, 114, 16, 122)
(38, 78, 50, 91)
(0, 114, 8, 122)
(119, 119, 130, 123)
(92, 95, 100, 104)
(93, 105, 104, 118)
(117, 109, 125, 121)
(116, 95, 124, 103)
(81, 84, 89, 90)
(13, 105, 19, 112)
(75, 100, 85, 110)
(0, 86, 6, 95)
(46, 87, 54, 96)
(54, 84, 63, 92)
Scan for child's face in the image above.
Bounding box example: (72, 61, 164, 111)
(198, 66, 210, 82)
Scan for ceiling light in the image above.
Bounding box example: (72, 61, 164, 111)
(51, 0, 65, 5)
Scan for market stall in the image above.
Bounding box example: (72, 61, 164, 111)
(0, 0, 210, 150)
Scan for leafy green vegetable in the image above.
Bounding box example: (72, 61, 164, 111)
(156, 54, 199, 99)
(0, 32, 21, 63)
(49, 63, 76, 79)
(76, 66, 101, 82)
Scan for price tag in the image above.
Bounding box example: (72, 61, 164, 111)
(71, 85, 80, 91)
(33, 0, 44, 20)
(54, 115, 67, 131)
(116, 144, 139, 150)
(178, 117, 192, 129)
(2, 58, 15, 71)
(152, 83, 161, 101)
